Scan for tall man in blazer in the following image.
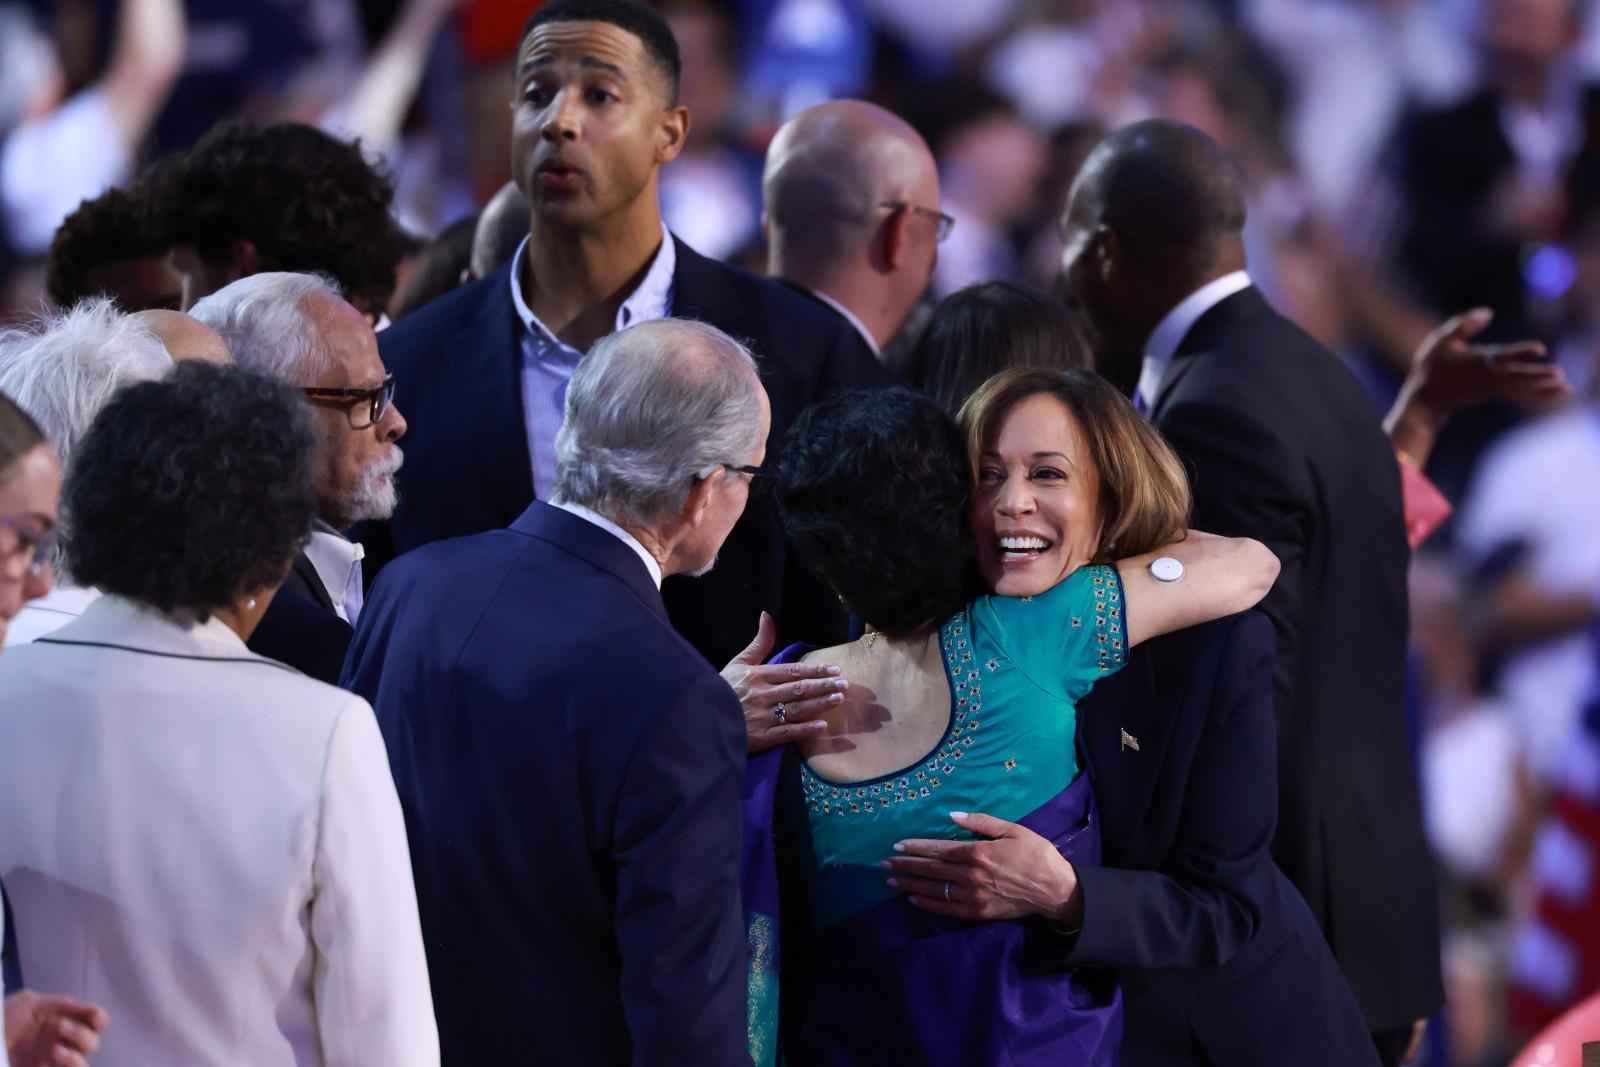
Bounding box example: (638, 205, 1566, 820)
(762, 99, 949, 360)
(343, 318, 762, 1065)
(370, 0, 889, 667)
(192, 272, 407, 682)
(1059, 120, 1441, 1065)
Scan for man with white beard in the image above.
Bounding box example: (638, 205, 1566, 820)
(191, 272, 407, 682)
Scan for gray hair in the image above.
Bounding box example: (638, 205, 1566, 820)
(0, 298, 173, 581)
(0, 297, 172, 469)
(189, 272, 341, 385)
(553, 319, 765, 530)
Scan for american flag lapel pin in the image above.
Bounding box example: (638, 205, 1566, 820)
(1120, 728, 1141, 752)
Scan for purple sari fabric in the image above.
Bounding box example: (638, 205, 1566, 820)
(745, 645, 1122, 1067)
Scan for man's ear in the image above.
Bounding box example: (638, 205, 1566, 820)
(1093, 225, 1120, 283)
(878, 206, 912, 273)
(656, 105, 691, 165)
(681, 469, 718, 532)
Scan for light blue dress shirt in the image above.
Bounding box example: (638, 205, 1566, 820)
(507, 224, 677, 500)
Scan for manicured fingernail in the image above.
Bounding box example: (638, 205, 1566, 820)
(879, 860, 893, 869)
(810, 721, 828, 731)
(949, 811, 969, 820)
(827, 693, 844, 704)
(824, 665, 841, 676)
(886, 878, 900, 888)
(893, 842, 906, 852)
(832, 679, 848, 691)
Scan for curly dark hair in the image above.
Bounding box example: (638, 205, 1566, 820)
(45, 177, 173, 309)
(522, 0, 682, 102)
(902, 281, 1093, 415)
(63, 361, 316, 621)
(778, 388, 978, 636)
(151, 121, 405, 316)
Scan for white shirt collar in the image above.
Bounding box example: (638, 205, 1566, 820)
(807, 286, 881, 357)
(507, 220, 677, 347)
(1138, 271, 1253, 411)
(304, 522, 365, 623)
(550, 499, 664, 590)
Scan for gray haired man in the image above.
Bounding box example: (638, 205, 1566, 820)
(191, 271, 407, 681)
(342, 318, 764, 1065)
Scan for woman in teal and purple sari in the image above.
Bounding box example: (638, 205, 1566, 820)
(745, 379, 1277, 1065)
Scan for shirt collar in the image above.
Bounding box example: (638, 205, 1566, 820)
(507, 221, 677, 349)
(303, 521, 364, 615)
(806, 286, 881, 357)
(1138, 271, 1252, 410)
(549, 499, 664, 590)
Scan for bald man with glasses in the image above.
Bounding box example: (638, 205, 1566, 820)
(763, 99, 952, 361)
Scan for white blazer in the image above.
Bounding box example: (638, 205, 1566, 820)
(0, 595, 439, 1066)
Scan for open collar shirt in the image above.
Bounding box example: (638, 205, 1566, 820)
(304, 521, 366, 627)
(509, 223, 677, 500)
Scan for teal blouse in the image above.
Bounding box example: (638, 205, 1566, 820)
(789, 564, 1128, 928)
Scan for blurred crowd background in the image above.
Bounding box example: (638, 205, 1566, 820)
(3, 0, 1599, 1064)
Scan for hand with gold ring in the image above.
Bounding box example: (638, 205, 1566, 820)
(883, 810, 1083, 925)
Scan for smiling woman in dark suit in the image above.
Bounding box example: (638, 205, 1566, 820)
(762, 373, 1376, 1066)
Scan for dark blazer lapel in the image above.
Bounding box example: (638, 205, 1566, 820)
(510, 502, 668, 624)
(1150, 286, 1271, 422)
(451, 263, 537, 519)
(670, 238, 752, 342)
(288, 552, 335, 611)
(1079, 648, 1181, 834)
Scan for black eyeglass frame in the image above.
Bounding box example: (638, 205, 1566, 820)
(302, 373, 396, 428)
(694, 462, 782, 496)
(0, 516, 58, 578)
(878, 200, 956, 243)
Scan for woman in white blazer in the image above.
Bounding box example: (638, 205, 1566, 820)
(0, 363, 438, 1066)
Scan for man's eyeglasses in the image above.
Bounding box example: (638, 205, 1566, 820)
(302, 374, 396, 429)
(0, 516, 59, 578)
(879, 201, 956, 243)
(696, 462, 782, 497)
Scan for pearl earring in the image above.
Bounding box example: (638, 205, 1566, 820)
(246, 598, 257, 610)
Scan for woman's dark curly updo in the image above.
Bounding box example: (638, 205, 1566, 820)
(778, 388, 978, 636)
(63, 361, 316, 620)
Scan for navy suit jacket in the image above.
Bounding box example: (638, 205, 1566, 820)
(341, 502, 749, 1066)
(246, 552, 351, 684)
(368, 236, 891, 667)
(1070, 612, 1376, 1067)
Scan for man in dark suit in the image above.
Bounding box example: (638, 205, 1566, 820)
(192, 271, 406, 683)
(762, 98, 948, 360)
(1059, 119, 1441, 1064)
(370, 0, 888, 668)
(342, 318, 762, 1065)
(1072, 612, 1377, 1066)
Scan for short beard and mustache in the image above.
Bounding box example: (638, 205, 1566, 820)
(347, 446, 404, 522)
